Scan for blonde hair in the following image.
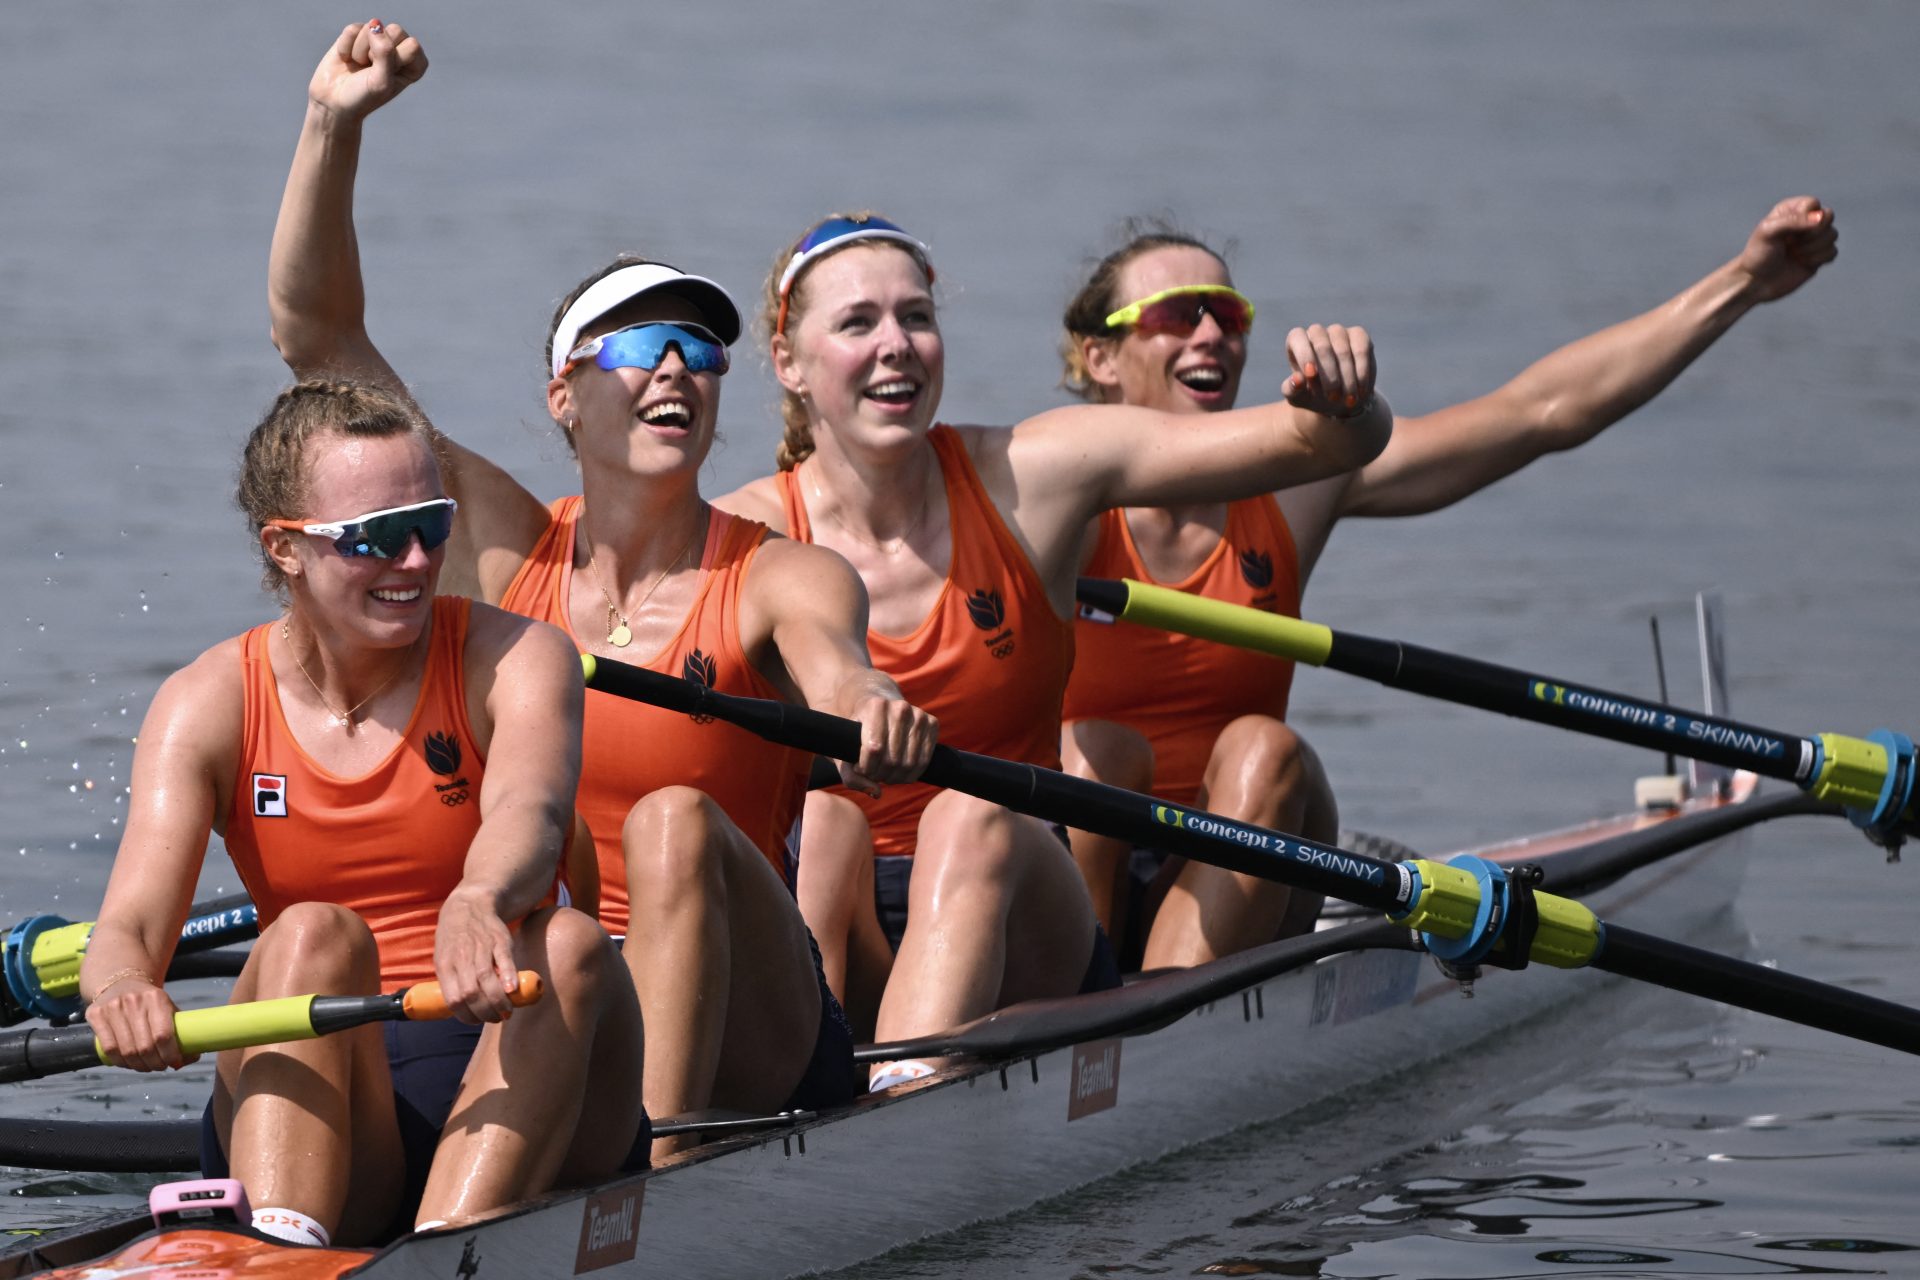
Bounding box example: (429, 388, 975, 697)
(237, 379, 441, 595)
(757, 211, 935, 471)
(1060, 220, 1229, 403)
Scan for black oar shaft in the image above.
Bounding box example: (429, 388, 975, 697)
(581, 657, 1414, 912)
(1327, 630, 1812, 786)
(582, 654, 1920, 1059)
(1082, 577, 1915, 839)
(1596, 926, 1920, 1055)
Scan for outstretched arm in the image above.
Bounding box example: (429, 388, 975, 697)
(987, 322, 1392, 594)
(745, 539, 937, 795)
(270, 22, 549, 601)
(1338, 196, 1838, 519)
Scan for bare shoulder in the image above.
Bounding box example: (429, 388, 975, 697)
(464, 600, 579, 678)
(158, 635, 248, 720)
(139, 634, 248, 771)
(746, 534, 864, 603)
(715, 474, 789, 532)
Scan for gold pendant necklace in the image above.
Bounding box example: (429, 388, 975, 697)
(586, 510, 706, 649)
(280, 620, 415, 733)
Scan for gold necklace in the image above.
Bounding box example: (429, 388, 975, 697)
(585, 510, 706, 648)
(280, 620, 417, 733)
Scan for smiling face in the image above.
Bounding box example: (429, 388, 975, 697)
(548, 293, 724, 480)
(773, 243, 944, 454)
(1084, 245, 1245, 415)
(267, 430, 447, 649)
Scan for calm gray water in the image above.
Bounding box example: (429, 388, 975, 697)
(4, 3, 1919, 1274)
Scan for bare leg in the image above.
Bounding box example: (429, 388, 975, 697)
(872, 792, 1097, 1069)
(415, 907, 645, 1226)
(1061, 719, 1155, 937)
(213, 902, 402, 1246)
(1141, 716, 1337, 969)
(620, 786, 822, 1159)
(793, 791, 891, 1038)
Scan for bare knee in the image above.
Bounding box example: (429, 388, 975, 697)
(251, 902, 377, 993)
(623, 786, 728, 903)
(520, 906, 618, 1002)
(1063, 719, 1154, 792)
(1213, 716, 1308, 783)
(915, 792, 1022, 890)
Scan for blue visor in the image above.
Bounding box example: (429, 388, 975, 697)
(564, 322, 730, 376)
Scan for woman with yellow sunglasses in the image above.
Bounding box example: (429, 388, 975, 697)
(1056, 201, 1838, 970)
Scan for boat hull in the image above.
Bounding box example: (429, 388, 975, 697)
(5, 776, 1759, 1279)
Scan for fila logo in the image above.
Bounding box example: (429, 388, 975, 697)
(252, 774, 288, 819)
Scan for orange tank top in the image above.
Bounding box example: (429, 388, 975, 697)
(1063, 496, 1301, 807)
(778, 425, 1075, 857)
(223, 596, 487, 987)
(499, 500, 809, 932)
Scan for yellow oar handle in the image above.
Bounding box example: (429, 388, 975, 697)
(130, 995, 322, 1064)
(1115, 579, 1334, 665)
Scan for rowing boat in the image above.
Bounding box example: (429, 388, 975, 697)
(1, 765, 1771, 1279)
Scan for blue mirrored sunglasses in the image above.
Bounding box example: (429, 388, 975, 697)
(563, 322, 730, 377)
(268, 498, 459, 559)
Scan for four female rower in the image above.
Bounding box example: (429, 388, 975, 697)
(716, 214, 1392, 1081)
(81, 381, 646, 1243)
(1057, 199, 1838, 967)
(266, 20, 934, 1153)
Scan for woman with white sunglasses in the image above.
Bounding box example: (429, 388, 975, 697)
(81, 380, 645, 1242)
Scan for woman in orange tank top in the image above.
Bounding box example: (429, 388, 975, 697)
(80, 382, 645, 1244)
(719, 214, 1393, 1086)
(264, 23, 936, 1158)
(1056, 204, 1838, 969)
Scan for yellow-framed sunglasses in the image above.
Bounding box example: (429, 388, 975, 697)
(1104, 285, 1255, 336)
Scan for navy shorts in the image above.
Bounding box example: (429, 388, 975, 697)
(201, 1016, 651, 1232)
(871, 838, 1121, 995)
(785, 930, 862, 1110)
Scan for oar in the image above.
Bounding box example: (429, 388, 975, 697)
(1076, 577, 1918, 850)
(0, 970, 542, 1084)
(581, 654, 1920, 1057)
(2, 894, 260, 1027)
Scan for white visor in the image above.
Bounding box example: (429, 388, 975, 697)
(550, 264, 741, 378)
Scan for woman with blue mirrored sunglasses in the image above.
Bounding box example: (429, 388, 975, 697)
(267, 21, 936, 1165)
(562, 323, 731, 377)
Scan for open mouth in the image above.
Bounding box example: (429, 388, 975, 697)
(1175, 366, 1228, 393)
(640, 401, 694, 430)
(864, 379, 920, 407)
(371, 586, 422, 604)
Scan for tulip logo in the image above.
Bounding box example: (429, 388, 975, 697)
(424, 730, 462, 776)
(683, 649, 718, 724)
